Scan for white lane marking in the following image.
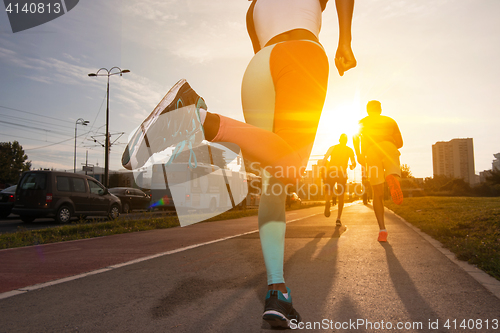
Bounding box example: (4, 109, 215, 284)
(0, 213, 319, 300)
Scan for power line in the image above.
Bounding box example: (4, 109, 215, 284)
(0, 105, 74, 124)
(83, 90, 108, 145)
(0, 132, 56, 143)
(0, 125, 72, 141)
(0, 132, 100, 153)
(0, 93, 123, 155)
(24, 132, 91, 151)
(0, 120, 73, 137)
(0, 113, 75, 135)
(0, 91, 113, 149)
(0, 125, 103, 150)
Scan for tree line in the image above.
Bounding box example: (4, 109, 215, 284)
(0, 141, 31, 187)
(400, 164, 500, 197)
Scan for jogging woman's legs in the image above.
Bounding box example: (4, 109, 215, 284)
(210, 40, 328, 287)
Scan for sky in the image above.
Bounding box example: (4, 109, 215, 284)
(0, 0, 499, 181)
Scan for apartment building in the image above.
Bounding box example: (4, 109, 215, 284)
(493, 153, 500, 171)
(432, 138, 477, 184)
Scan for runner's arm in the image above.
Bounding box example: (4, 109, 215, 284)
(321, 146, 334, 178)
(334, 0, 356, 76)
(349, 149, 357, 170)
(393, 122, 403, 149)
(322, 147, 334, 165)
(352, 133, 364, 165)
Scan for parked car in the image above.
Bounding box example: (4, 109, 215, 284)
(286, 192, 302, 208)
(12, 171, 121, 224)
(108, 187, 151, 213)
(0, 185, 17, 219)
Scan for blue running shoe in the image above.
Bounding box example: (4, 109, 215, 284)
(262, 287, 301, 328)
(122, 79, 207, 170)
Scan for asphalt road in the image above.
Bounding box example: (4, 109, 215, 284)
(1, 203, 500, 332)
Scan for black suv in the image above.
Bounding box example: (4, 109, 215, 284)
(12, 171, 121, 224)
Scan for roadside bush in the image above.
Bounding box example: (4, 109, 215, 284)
(471, 183, 494, 197)
(439, 178, 471, 195)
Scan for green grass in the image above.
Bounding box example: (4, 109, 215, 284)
(0, 214, 181, 250)
(0, 201, 322, 250)
(385, 197, 500, 280)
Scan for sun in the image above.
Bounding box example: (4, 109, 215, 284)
(333, 103, 363, 139)
(309, 95, 364, 173)
(316, 98, 363, 149)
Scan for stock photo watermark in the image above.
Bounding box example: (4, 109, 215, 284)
(290, 318, 499, 331)
(3, 0, 79, 33)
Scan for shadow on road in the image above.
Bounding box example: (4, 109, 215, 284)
(380, 242, 442, 324)
(149, 222, 353, 330)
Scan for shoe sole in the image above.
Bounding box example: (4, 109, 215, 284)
(386, 175, 403, 205)
(122, 79, 187, 169)
(262, 311, 290, 328)
(122, 79, 206, 170)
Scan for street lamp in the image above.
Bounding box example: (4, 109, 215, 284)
(88, 67, 130, 187)
(74, 118, 89, 173)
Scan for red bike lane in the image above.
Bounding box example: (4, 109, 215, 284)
(0, 208, 321, 295)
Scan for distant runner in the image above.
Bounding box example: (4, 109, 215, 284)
(353, 100, 403, 242)
(321, 133, 356, 225)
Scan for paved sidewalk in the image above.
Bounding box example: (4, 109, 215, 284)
(0, 202, 499, 332)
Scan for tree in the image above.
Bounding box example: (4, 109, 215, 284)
(423, 174, 454, 192)
(400, 164, 413, 179)
(439, 178, 471, 195)
(0, 141, 31, 185)
(485, 167, 500, 185)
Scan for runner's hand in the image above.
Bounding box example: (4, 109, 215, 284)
(335, 43, 356, 76)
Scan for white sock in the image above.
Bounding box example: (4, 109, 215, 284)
(199, 109, 207, 124)
(282, 292, 289, 299)
(380, 229, 387, 232)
